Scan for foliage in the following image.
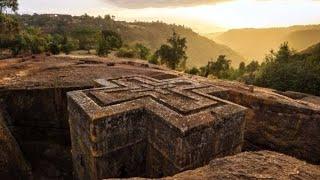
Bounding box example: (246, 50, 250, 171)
(101, 30, 122, 49)
(201, 55, 232, 79)
(15, 14, 245, 67)
(96, 37, 110, 56)
(190, 56, 261, 82)
(97, 30, 122, 56)
(0, 0, 18, 14)
(47, 34, 63, 55)
(7, 27, 47, 55)
(134, 43, 150, 60)
(148, 53, 159, 65)
(238, 62, 246, 75)
(24, 27, 47, 54)
(116, 46, 136, 58)
(9, 33, 27, 55)
(185, 67, 200, 75)
(61, 36, 78, 54)
(0, 14, 19, 53)
(72, 27, 97, 53)
(246, 60, 260, 73)
(255, 42, 320, 95)
(156, 31, 187, 70)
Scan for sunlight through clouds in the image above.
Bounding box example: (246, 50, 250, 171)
(18, 0, 320, 33)
(102, 0, 230, 8)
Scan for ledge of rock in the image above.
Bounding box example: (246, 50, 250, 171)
(0, 106, 31, 179)
(165, 151, 320, 179)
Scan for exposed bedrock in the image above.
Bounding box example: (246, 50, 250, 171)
(208, 83, 320, 164)
(0, 56, 320, 179)
(164, 151, 320, 179)
(0, 87, 90, 179)
(0, 56, 180, 179)
(0, 105, 31, 179)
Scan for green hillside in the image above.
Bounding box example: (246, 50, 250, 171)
(18, 14, 245, 67)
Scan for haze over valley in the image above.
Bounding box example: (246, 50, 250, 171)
(207, 24, 320, 61)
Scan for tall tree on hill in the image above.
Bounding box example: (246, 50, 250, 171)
(157, 31, 187, 70)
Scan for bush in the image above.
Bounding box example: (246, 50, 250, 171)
(61, 37, 78, 54)
(148, 53, 159, 65)
(116, 46, 136, 58)
(134, 43, 150, 60)
(185, 67, 200, 75)
(48, 42, 60, 55)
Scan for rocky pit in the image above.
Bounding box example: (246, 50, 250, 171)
(0, 55, 319, 179)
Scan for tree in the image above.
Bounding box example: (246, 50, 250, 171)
(24, 27, 47, 54)
(8, 27, 47, 55)
(101, 30, 122, 49)
(0, 0, 19, 54)
(207, 55, 231, 78)
(238, 62, 246, 75)
(275, 42, 293, 63)
(246, 61, 260, 73)
(61, 36, 78, 54)
(198, 55, 233, 79)
(254, 42, 320, 96)
(96, 37, 110, 56)
(96, 30, 122, 56)
(47, 34, 63, 55)
(157, 31, 187, 70)
(134, 43, 150, 60)
(10, 33, 27, 55)
(72, 27, 97, 54)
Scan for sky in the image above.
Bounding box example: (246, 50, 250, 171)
(18, 0, 320, 34)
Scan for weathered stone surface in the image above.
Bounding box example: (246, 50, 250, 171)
(164, 151, 320, 179)
(0, 56, 179, 179)
(0, 106, 31, 179)
(193, 77, 320, 164)
(0, 55, 177, 89)
(68, 76, 247, 179)
(277, 91, 320, 106)
(1, 55, 320, 179)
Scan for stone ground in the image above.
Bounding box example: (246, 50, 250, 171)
(0, 55, 319, 179)
(0, 55, 178, 89)
(0, 55, 179, 180)
(165, 151, 320, 179)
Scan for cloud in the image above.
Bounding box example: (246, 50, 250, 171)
(104, 0, 231, 8)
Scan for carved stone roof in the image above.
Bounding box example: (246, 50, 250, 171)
(69, 76, 247, 135)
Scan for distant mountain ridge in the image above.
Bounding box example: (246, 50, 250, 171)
(18, 14, 245, 67)
(206, 24, 320, 61)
